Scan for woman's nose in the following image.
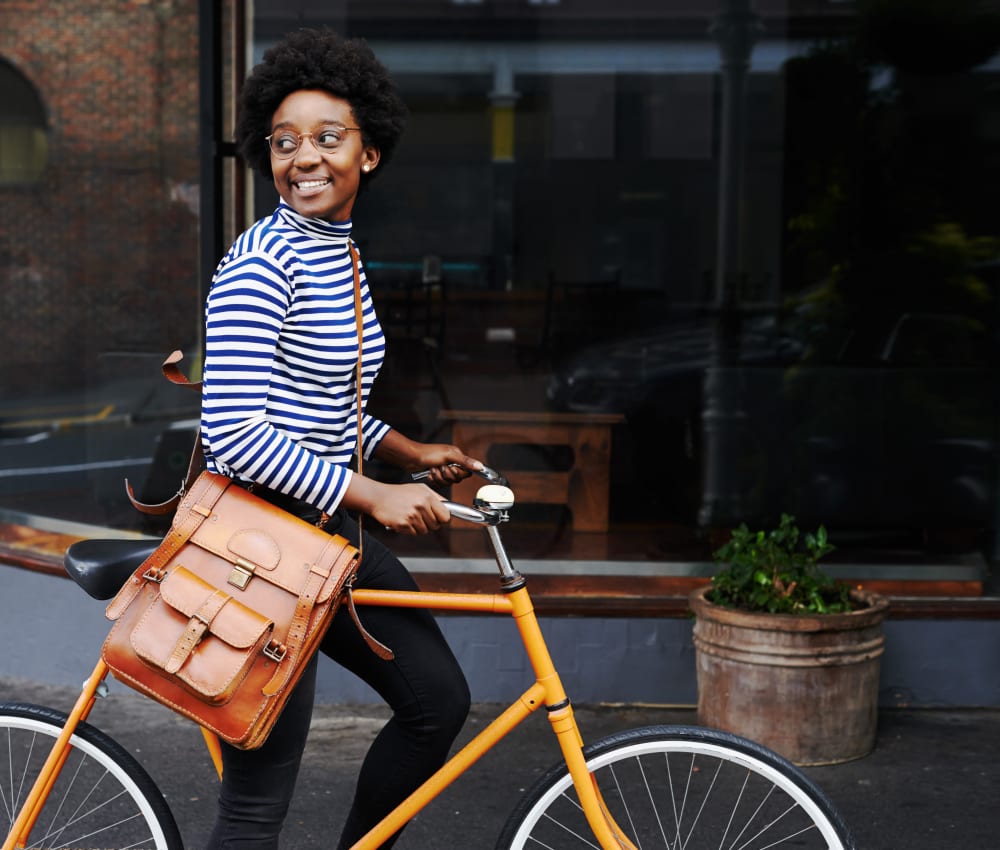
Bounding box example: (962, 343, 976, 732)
(293, 134, 322, 163)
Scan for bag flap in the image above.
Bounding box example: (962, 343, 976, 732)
(158, 566, 272, 648)
(182, 484, 359, 598)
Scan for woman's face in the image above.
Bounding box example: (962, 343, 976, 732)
(268, 89, 379, 222)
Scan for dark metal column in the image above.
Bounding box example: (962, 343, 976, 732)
(698, 0, 762, 528)
(198, 0, 224, 315)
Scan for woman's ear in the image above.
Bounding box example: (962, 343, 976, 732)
(361, 147, 380, 174)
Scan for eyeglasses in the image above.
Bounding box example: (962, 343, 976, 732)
(266, 125, 361, 158)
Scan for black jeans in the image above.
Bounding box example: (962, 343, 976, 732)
(205, 505, 471, 849)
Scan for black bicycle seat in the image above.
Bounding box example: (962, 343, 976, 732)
(64, 538, 160, 600)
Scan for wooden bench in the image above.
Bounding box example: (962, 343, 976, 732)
(440, 409, 625, 533)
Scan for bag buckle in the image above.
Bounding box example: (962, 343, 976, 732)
(263, 640, 287, 662)
(228, 559, 255, 590)
(142, 566, 167, 583)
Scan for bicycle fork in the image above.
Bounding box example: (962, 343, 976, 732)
(509, 586, 638, 850)
(2, 659, 110, 850)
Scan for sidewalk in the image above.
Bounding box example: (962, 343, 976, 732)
(2, 676, 996, 849)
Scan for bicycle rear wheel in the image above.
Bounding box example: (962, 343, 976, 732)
(497, 725, 854, 850)
(0, 702, 182, 850)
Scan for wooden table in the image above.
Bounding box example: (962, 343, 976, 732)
(440, 409, 625, 533)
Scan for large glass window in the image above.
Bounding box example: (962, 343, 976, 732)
(3, 1, 999, 593)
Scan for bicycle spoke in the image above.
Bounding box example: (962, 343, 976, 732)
(538, 809, 603, 848)
(670, 752, 724, 850)
(734, 802, 819, 850)
(608, 765, 642, 849)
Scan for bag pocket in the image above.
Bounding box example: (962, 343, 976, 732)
(131, 565, 274, 705)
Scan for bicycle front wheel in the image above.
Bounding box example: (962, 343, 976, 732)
(0, 702, 182, 850)
(497, 725, 854, 850)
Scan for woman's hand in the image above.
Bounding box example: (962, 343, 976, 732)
(368, 481, 452, 535)
(409, 443, 484, 486)
(374, 430, 485, 487)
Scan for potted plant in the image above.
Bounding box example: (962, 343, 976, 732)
(689, 514, 889, 766)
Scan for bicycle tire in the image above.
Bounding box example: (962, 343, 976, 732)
(496, 724, 855, 850)
(0, 701, 183, 850)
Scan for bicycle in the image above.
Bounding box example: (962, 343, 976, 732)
(1, 468, 855, 849)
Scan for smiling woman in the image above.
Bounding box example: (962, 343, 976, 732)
(199, 27, 485, 850)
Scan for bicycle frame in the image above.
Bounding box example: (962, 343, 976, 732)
(4, 582, 634, 850)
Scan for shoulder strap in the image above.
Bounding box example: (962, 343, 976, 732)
(348, 242, 365, 553)
(126, 351, 203, 515)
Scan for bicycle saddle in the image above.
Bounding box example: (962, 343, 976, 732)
(64, 539, 160, 600)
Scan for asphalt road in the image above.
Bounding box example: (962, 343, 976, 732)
(2, 676, 998, 849)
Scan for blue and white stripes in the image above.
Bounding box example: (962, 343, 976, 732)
(200, 202, 388, 514)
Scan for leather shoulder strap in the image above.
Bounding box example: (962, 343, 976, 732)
(126, 351, 204, 515)
(348, 242, 365, 552)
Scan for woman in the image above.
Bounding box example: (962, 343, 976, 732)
(200, 28, 479, 849)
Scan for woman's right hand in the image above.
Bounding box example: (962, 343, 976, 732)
(366, 481, 452, 535)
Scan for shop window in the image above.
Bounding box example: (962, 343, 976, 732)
(0, 59, 48, 185)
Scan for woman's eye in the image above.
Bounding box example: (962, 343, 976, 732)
(317, 130, 343, 147)
(275, 134, 298, 151)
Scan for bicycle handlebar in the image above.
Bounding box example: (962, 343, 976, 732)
(441, 500, 493, 524)
(410, 465, 513, 527)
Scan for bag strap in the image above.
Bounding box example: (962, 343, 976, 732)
(348, 242, 365, 553)
(139, 473, 230, 572)
(264, 534, 348, 695)
(339, 241, 391, 655)
(125, 351, 203, 515)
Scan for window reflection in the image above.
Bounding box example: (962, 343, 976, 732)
(2, 1, 999, 580)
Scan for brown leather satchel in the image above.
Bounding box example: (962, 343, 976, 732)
(102, 470, 374, 749)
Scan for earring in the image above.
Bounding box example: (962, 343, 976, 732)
(362, 164, 371, 172)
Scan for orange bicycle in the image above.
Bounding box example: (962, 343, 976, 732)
(1, 469, 854, 849)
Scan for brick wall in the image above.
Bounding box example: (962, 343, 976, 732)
(0, 0, 199, 391)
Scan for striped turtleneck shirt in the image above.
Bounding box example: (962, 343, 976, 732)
(200, 202, 389, 515)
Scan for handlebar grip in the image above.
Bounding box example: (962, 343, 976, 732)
(411, 464, 508, 486)
(442, 500, 490, 523)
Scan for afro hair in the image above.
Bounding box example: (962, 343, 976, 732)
(235, 28, 407, 183)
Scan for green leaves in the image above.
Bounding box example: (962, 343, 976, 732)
(709, 513, 853, 614)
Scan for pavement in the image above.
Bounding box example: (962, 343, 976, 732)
(2, 676, 998, 850)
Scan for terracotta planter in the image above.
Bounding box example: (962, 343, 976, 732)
(689, 585, 889, 766)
